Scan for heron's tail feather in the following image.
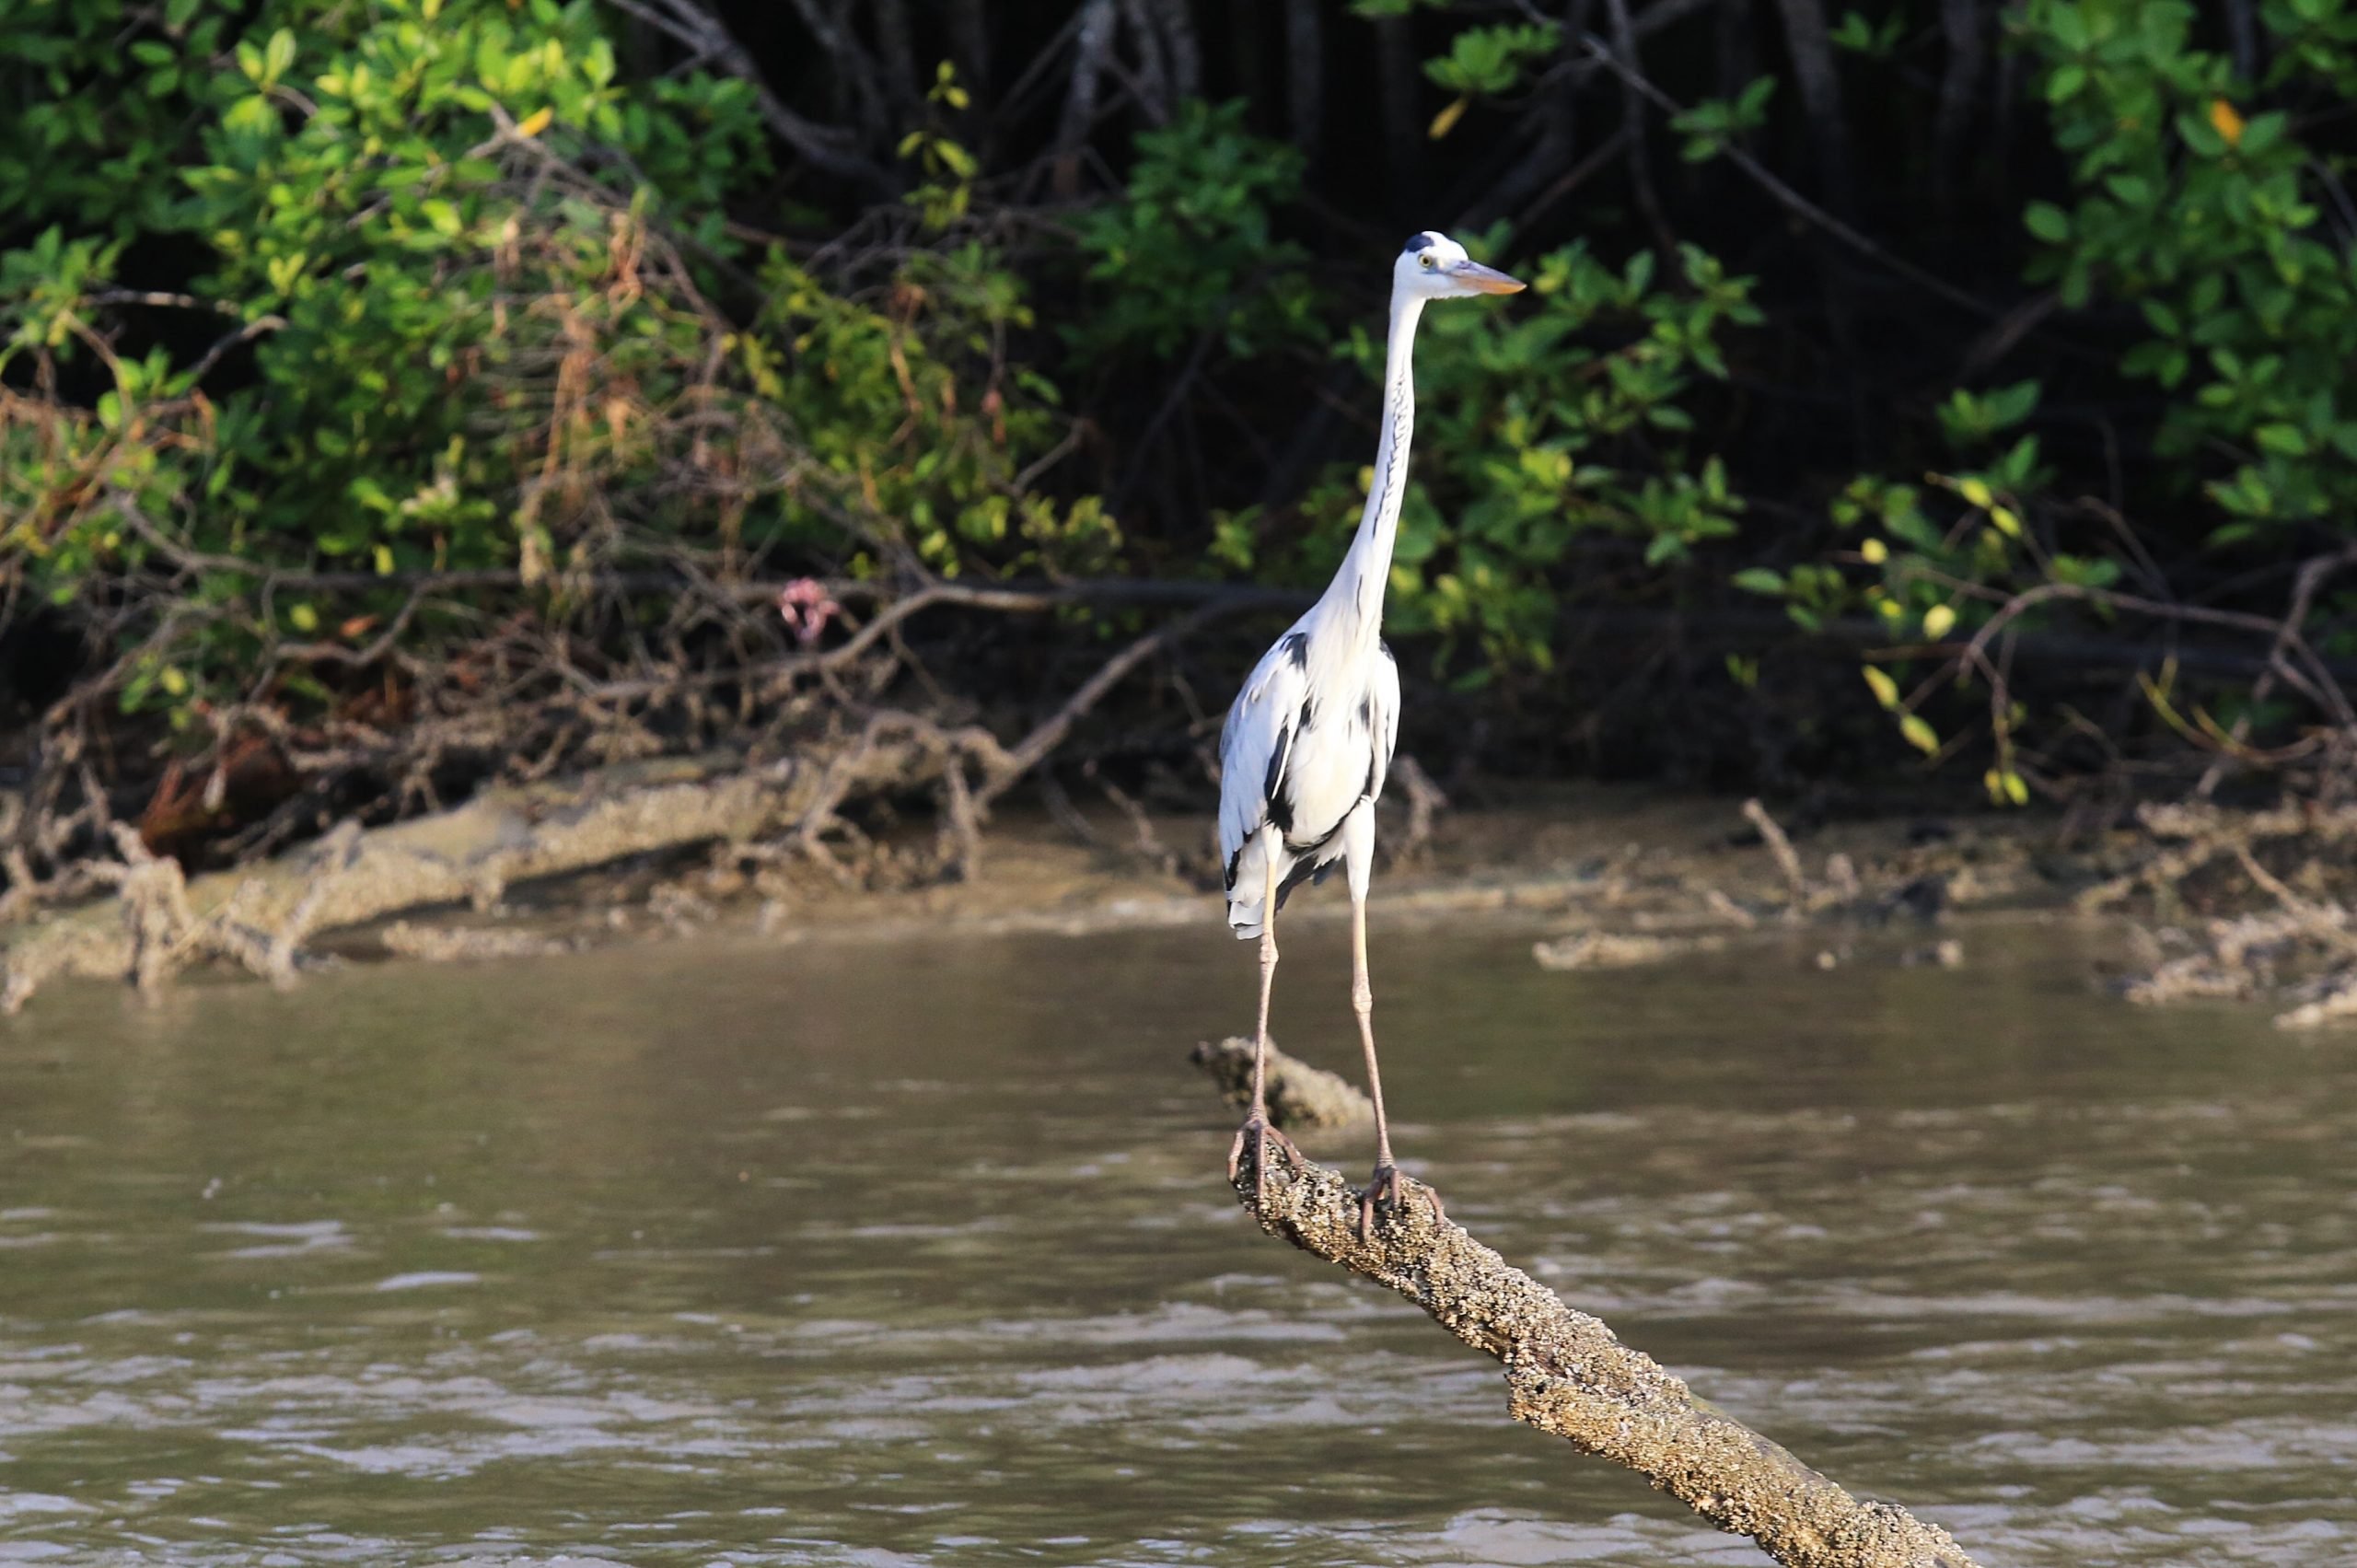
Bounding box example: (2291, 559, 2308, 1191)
(1225, 840, 1329, 939)
(1225, 837, 1271, 941)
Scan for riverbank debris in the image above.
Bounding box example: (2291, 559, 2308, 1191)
(378, 923, 590, 963)
(0, 749, 880, 1012)
(1531, 930, 1724, 970)
(2090, 800, 2357, 1028)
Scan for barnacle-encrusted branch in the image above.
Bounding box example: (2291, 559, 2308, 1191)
(1227, 1141, 1981, 1568)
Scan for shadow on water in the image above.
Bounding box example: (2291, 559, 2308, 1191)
(2, 912, 2352, 1564)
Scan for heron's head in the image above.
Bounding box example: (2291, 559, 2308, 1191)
(1393, 231, 1526, 300)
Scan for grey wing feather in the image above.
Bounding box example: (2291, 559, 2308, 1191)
(1217, 634, 1310, 872)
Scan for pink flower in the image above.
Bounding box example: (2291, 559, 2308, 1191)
(777, 578, 842, 648)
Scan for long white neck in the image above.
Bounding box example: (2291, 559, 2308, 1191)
(1320, 290, 1424, 633)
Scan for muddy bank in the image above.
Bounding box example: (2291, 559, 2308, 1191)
(5, 756, 2351, 1028)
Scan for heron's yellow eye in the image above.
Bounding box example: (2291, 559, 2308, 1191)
(1419, 254, 1434, 269)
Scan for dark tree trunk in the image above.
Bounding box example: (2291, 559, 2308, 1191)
(1932, 0, 1984, 221)
(1283, 0, 1323, 166)
(1770, 0, 1855, 216)
(1053, 0, 1120, 197)
(1373, 12, 1424, 215)
(1605, 0, 1678, 258)
(943, 0, 990, 91)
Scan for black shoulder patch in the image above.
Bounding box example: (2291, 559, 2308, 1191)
(1402, 232, 1437, 253)
(1281, 631, 1308, 668)
(1263, 723, 1295, 821)
(1358, 694, 1372, 727)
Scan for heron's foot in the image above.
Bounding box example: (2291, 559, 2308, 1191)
(1225, 1111, 1300, 1205)
(1356, 1162, 1444, 1237)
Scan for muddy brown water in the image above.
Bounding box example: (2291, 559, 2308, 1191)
(1, 912, 2351, 1565)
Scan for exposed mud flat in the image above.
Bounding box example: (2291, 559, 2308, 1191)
(9, 767, 2351, 1030)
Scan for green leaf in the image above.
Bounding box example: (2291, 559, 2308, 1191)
(2254, 422, 2308, 456)
(2176, 110, 2227, 157)
(2023, 202, 2072, 242)
(2237, 110, 2287, 156)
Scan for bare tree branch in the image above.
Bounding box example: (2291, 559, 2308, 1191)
(1578, 38, 2003, 321)
(1117, 0, 1173, 124)
(977, 600, 1230, 806)
(600, 0, 887, 188)
(2196, 541, 2357, 797)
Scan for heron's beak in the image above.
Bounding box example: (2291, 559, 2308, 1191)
(1447, 260, 1527, 295)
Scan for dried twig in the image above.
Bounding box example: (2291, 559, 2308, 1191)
(600, 0, 886, 186)
(1742, 796, 1810, 907)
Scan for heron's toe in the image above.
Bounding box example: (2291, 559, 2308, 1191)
(1228, 1114, 1298, 1196)
(1355, 1163, 1442, 1237)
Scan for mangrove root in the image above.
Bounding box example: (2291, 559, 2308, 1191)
(1223, 1138, 1982, 1568)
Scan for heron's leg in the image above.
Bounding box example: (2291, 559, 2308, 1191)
(1227, 826, 1296, 1202)
(1343, 809, 1440, 1236)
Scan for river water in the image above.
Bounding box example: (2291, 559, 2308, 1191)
(1, 911, 2351, 1565)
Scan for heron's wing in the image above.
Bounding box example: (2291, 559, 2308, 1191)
(1370, 640, 1402, 796)
(1217, 630, 1311, 877)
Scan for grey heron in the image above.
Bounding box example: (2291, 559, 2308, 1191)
(1218, 230, 1525, 1231)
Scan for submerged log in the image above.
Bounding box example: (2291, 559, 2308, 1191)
(1225, 1140, 1982, 1568)
(1189, 1036, 1372, 1130)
